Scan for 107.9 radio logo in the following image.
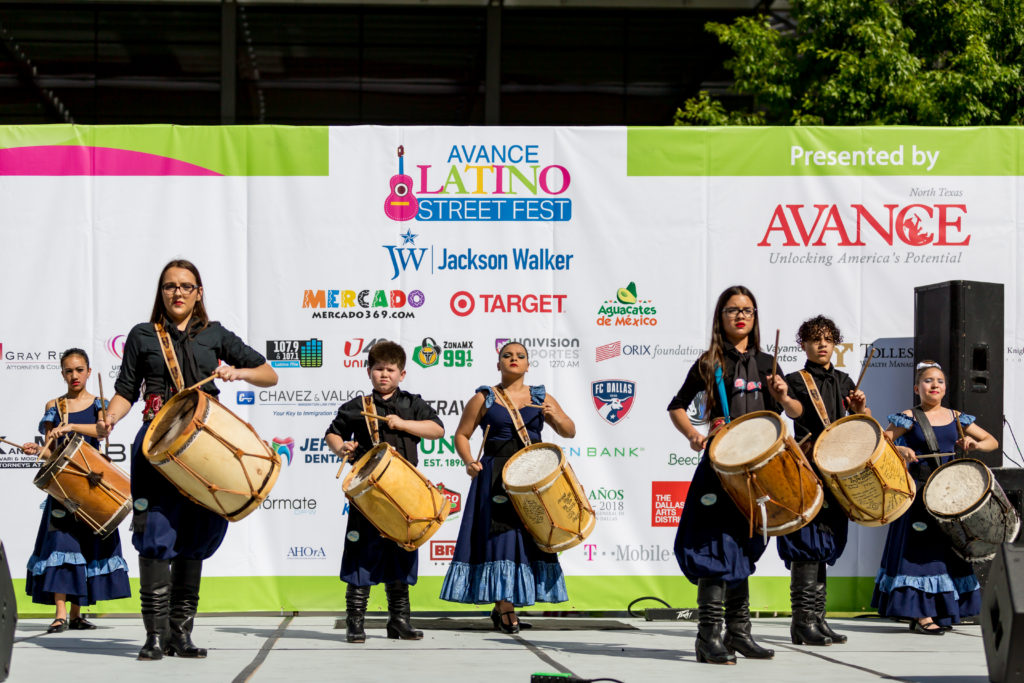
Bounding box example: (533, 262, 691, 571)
(266, 339, 323, 368)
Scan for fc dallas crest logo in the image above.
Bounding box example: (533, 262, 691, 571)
(592, 379, 636, 425)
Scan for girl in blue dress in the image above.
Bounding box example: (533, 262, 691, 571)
(21, 348, 131, 634)
(440, 342, 576, 633)
(873, 360, 998, 634)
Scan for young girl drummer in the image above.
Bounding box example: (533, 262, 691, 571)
(667, 285, 800, 665)
(872, 361, 997, 634)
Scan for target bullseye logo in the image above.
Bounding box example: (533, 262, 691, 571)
(450, 291, 475, 317)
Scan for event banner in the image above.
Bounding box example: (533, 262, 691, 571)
(0, 125, 1020, 613)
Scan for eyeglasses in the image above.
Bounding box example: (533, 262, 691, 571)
(723, 307, 756, 318)
(162, 283, 198, 294)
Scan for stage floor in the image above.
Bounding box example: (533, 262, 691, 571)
(7, 614, 989, 682)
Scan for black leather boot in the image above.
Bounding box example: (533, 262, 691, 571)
(138, 557, 171, 660)
(385, 582, 423, 640)
(724, 579, 774, 659)
(345, 585, 369, 643)
(695, 578, 736, 665)
(165, 558, 208, 657)
(790, 561, 832, 646)
(815, 562, 847, 644)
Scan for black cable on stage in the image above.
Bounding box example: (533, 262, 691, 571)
(1002, 416, 1024, 468)
(531, 676, 626, 683)
(626, 595, 670, 618)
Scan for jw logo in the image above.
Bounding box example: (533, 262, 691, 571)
(384, 229, 428, 280)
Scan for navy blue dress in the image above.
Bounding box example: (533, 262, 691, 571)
(440, 386, 568, 607)
(115, 320, 267, 560)
(776, 362, 853, 567)
(669, 347, 785, 584)
(26, 401, 131, 606)
(871, 411, 981, 626)
(325, 389, 444, 587)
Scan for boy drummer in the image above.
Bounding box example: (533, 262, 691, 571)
(778, 315, 869, 647)
(324, 340, 444, 643)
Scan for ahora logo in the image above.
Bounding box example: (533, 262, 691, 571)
(758, 203, 969, 247)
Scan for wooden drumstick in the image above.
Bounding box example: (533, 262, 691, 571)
(475, 425, 491, 463)
(0, 437, 24, 449)
(917, 452, 957, 460)
(854, 346, 878, 393)
(360, 411, 388, 421)
(97, 375, 111, 457)
(184, 373, 219, 393)
(770, 329, 780, 378)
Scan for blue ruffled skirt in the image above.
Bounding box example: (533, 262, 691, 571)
(871, 490, 980, 626)
(439, 455, 567, 606)
(25, 497, 131, 606)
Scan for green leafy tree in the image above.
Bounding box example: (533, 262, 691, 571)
(676, 0, 1024, 125)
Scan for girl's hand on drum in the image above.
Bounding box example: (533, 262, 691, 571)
(766, 374, 788, 400)
(96, 419, 111, 438)
(897, 445, 918, 464)
(845, 390, 867, 414)
(956, 436, 979, 452)
(21, 442, 39, 455)
(687, 432, 706, 452)
(214, 365, 245, 382)
(339, 440, 358, 460)
(465, 460, 483, 478)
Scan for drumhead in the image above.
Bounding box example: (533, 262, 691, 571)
(925, 459, 990, 516)
(33, 434, 81, 486)
(505, 445, 561, 486)
(350, 444, 391, 487)
(150, 392, 199, 453)
(815, 416, 880, 473)
(713, 414, 781, 466)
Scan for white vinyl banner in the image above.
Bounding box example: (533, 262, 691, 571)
(0, 125, 1019, 612)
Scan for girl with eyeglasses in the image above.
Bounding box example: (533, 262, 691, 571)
(667, 285, 800, 665)
(21, 348, 131, 634)
(872, 361, 997, 635)
(97, 259, 278, 660)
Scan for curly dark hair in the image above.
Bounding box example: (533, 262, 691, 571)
(367, 340, 406, 370)
(795, 315, 843, 346)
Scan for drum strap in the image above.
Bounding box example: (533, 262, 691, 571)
(55, 396, 69, 427)
(911, 406, 941, 454)
(362, 395, 381, 446)
(798, 371, 831, 427)
(154, 323, 185, 393)
(714, 365, 730, 424)
(492, 385, 531, 447)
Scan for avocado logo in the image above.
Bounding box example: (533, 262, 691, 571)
(597, 281, 658, 328)
(616, 282, 638, 304)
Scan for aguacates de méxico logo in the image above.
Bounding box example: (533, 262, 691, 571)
(382, 143, 572, 222)
(596, 282, 657, 327)
(592, 380, 636, 425)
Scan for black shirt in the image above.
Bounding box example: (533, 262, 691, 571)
(114, 321, 266, 403)
(667, 343, 785, 418)
(325, 389, 443, 467)
(785, 360, 856, 441)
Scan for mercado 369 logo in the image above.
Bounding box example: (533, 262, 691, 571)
(383, 143, 572, 222)
(596, 282, 658, 327)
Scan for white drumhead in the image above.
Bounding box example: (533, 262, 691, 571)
(925, 460, 989, 516)
(505, 445, 561, 486)
(152, 393, 199, 453)
(713, 414, 780, 466)
(350, 445, 391, 487)
(816, 417, 880, 472)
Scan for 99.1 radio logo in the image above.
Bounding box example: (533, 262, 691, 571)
(413, 337, 474, 369)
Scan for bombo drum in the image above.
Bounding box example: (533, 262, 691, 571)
(502, 443, 595, 553)
(33, 434, 131, 537)
(708, 411, 823, 537)
(813, 414, 915, 526)
(143, 388, 281, 522)
(343, 442, 450, 550)
(924, 458, 1021, 562)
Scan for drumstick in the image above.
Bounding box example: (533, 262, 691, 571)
(916, 452, 957, 459)
(854, 346, 878, 393)
(0, 437, 24, 449)
(97, 375, 111, 458)
(184, 373, 219, 393)
(770, 329, 780, 377)
(360, 411, 388, 421)
(473, 428, 489, 464)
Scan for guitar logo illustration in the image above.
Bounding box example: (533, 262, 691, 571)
(384, 145, 419, 221)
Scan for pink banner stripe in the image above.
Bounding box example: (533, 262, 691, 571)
(0, 145, 221, 176)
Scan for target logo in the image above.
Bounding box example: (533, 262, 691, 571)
(450, 291, 476, 317)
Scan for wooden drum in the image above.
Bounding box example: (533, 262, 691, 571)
(813, 414, 915, 526)
(708, 410, 823, 538)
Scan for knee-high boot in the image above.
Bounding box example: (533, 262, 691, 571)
(385, 582, 423, 640)
(165, 558, 208, 658)
(695, 579, 735, 665)
(724, 579, 774, 659)
(138, 558, 171, 660)
(790, 561, 832, 646)
(345, 585, 369, 643)
(815, 562, 847, 644)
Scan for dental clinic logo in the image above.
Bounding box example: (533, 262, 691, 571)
(591, 380, 636, 424)
(271, 437, 295, 466)
(382, 143, 572, 222)
(596, 282, 658, 327)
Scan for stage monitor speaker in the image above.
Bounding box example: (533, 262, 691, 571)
(914, 280, 1004, 468)
(0, 541, 14, 682)
(982, 544, 1024, 682)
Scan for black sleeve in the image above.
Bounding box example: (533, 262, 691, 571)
(113, 323, 148, 404)
(667, 360, 704, 411)
(213, 322, 266, 369)
(406, 393, 444, 429)
(837, 370, 857, 415)
(325, 400, 359, 440)
(757, 352, 786, 413)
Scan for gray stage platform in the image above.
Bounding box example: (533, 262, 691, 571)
(7, 615, 990, 682)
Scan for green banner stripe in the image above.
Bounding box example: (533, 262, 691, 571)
(627, 126, 1023, 176)
(12, 575, 879, 616)
(0, 125, 329, 176)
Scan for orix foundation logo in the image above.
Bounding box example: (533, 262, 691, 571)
(596, 282, 657, 327)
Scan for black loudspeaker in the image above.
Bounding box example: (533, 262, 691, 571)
(914, 281, 1004, 468)
(0, 542, 14, 682)
(982, 544, 1024, 682)
(972, 469, 1024, 593)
